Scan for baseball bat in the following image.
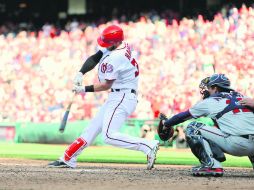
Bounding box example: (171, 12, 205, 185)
(59, 93, 76, 133)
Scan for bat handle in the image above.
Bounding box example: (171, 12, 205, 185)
(67, 92, 76, 110)
(70, 92, 76, 103)
(59, 92, 76, 133)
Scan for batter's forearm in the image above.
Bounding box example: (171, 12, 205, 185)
(79, 50, 103, 74)
(93, 83, 112, 92)
(84, 80, 114, 92)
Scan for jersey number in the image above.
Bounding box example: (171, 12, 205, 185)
(131, 58, 139, 77)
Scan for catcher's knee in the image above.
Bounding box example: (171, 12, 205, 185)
(185, 121, 204, 139)
(185, 121, 226, 162)
(185, 121, 203, 153)
(185, 121, 213, 167)
(185, 126, 202, 148)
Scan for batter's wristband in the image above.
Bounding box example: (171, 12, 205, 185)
(85, 85, 94, 92)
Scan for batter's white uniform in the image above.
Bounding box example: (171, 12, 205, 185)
(189, 93, 254, 168)
(60, 42, 158, 168)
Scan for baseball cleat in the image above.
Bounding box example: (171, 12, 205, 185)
(191, 165, 224, 177)
(147, 141, 159, 170)
(48, 160, 71, 168)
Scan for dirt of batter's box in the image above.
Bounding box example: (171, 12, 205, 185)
(0, 158, 253, 190)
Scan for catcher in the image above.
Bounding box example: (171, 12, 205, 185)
(158, 74, 254, 177)
(157, 77, 211, 142)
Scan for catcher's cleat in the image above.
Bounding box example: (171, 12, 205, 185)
(147, 141, 159, 170)
(192, 165, 224, 177)
(48, 160, 71, 168)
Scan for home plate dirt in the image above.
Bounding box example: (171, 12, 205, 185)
(0, 158, 253, 190)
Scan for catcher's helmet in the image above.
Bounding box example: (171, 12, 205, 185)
(199, 77, 210, 89)
(97, 25, 124, 47)
(207, 74, 233, 90)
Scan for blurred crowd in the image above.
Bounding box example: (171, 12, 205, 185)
(1, 4, 254, 123)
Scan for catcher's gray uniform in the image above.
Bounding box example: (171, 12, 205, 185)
(189, 93, 254, 168)
(163, 74, 254, 176)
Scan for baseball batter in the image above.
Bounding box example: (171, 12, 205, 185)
(48, 25, 159, 170)
(161, 74, 254, 177)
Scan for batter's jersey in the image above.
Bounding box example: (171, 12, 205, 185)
(189, 94, 254, 135)
(97, 42, 139, 90)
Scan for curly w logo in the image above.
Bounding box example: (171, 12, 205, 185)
(101, 63, 108, 73)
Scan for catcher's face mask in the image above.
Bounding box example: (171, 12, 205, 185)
(199, 77, 210, 99)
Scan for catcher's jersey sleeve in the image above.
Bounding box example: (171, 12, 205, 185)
(189, 99, 212, 118)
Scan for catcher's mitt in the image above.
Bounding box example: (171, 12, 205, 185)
(157, 113, 174, 141)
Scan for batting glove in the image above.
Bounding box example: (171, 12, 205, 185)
(73, 72, 83, 86)
(72, 85, 86, 94)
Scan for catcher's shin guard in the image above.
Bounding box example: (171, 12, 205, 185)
(248, 155, 254, 169)
(64, 137, 87, 161)
(207, 140, 226, 162)
(185, 121, 214, 167)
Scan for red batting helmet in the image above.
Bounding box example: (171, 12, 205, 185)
(97, 25, 124, 47)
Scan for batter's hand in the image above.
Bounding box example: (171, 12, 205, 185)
(239, 98, 254, 108)
(73, 72, 83, 86)
(72, 85, 85, 94)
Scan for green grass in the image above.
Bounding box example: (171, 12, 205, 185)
(0, 142, 252, 168)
